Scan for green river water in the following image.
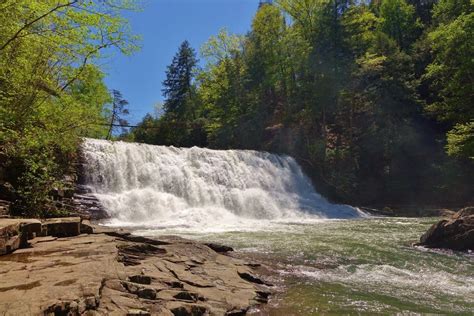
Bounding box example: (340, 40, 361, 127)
(137, 217, 474, 315)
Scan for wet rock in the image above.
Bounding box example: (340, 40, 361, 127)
(173, 291, 200, 302)
(41, 217, 81, 237)
(137, 288, 157, 300)
(129, 275, 152, 285)
(165, 280, 184, 289)
(167, 303, 207, 316)
(70, 186, 110, 220)
(238, 269, 270, 285)
(417, 207, 474, 251)
(204, 243, 233, 253)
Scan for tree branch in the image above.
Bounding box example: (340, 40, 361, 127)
(0, 0, 79, 51)
(60, 40, 120, 92)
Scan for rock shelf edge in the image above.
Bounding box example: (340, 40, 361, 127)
(0, 219, 272, 316)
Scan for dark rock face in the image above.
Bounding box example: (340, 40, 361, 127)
(41, 217, 81, 237)
(417, 207, 474, 251)
(70, 187, 110, 220)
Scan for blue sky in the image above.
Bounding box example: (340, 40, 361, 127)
(103, 0, 260, 125)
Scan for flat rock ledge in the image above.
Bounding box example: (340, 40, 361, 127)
(416, 207, 474, 251)
(0, 222, 271, 315)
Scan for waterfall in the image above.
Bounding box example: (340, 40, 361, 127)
(81, 139, 366, 230)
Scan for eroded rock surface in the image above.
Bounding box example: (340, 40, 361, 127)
(417, 207, 474, 251)
(0, 229, 270, 315)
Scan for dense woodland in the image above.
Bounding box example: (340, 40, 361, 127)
(0, 0, 473, 216)
(0, 0, 137, 216)
(130, 0, 474, 207)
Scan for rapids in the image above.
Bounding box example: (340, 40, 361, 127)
(137, 218, 474, 314)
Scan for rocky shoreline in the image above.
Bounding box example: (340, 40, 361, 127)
(0, 218, 272, 315)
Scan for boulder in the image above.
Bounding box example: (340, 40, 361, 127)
(417, 207, 474, 251)
(41, 217, 81, 237)
(0, 219, 42, 255)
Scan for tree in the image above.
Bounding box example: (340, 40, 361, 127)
(432, 0, 473, 24)
(378, 0, 422, 50)
(107, 90, 130, 140)
(247, 4, 287, 89)
(201, 29, 243, 66)
(131, 114, 158, 145)
(0, 0, 138, 216)
(162, 41, 198, 120)
(129, 0, 474, 206)
(407, 0, 437, 25)
(424, 9, 474, 159)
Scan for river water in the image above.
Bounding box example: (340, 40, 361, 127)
(82, 139, 474, 314)
(134, 218, 474, 315)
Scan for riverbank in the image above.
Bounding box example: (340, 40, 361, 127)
(0, 219, 271, 315)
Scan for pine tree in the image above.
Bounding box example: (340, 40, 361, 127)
(162, 41, 198, 119)
(107, 90, 130, 140)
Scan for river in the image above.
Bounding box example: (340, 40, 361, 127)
(132, 218, 474, 314)
(82, 139, 474, 314)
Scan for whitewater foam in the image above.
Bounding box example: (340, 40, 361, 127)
(281, 263, 474, 301)
(81, 139, 366, 230)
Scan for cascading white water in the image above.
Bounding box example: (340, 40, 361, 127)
(82, 138, 366, 231)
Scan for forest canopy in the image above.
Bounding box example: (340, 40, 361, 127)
(0, 0, 472, 216)
(130, 0, 473, 207)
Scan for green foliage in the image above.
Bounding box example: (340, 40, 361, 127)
(0, 0, 138, 216)
(201, 29, 244, 66)
(162, 41, 198, 120)
(432, 0, 473, 24)
(447, 122, 474, 159)
(424, 5, 474, 159)
(378, 0, 422, 49)
(131, 1, 473, 206)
